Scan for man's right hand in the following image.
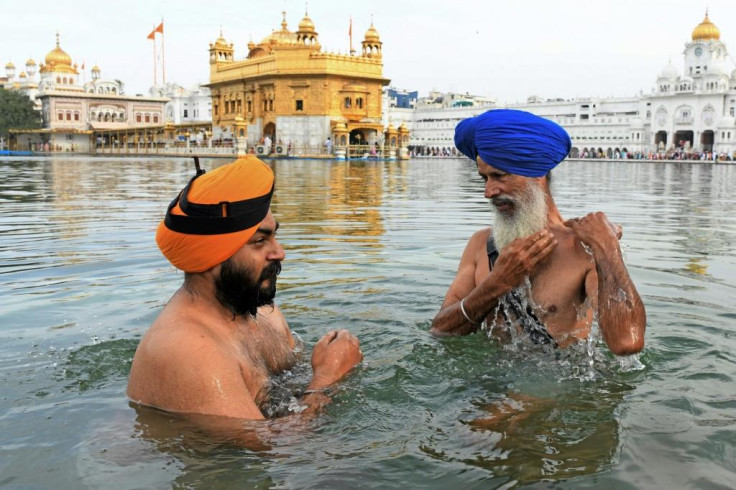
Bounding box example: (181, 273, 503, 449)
(308, 330, 362, 391)
(488, 229, 557, 293)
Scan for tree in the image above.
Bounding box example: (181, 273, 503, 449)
(0, 88, 42, 139)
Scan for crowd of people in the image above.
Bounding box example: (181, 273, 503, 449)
(575, 148, 735, 161)
(409, 146, 459, 157)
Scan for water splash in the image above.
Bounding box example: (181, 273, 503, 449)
(481, 276, 555, 352)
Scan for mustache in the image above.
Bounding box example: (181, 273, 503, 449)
(491, 195, 516, 207)
(259, 261, 282, 282)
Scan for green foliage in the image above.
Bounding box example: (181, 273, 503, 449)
(0, 88, 42, 138)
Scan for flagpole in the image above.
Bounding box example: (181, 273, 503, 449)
(161, 19, 166, 84)
(349, 17, 354, 55)
(152, 26, 158, 86)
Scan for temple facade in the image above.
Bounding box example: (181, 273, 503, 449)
(8, 34, 167, 152)
(207, 10, 395, 155)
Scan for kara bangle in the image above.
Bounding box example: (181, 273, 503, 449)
(460, 297, 482, 326)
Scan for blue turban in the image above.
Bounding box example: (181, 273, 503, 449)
(454, 109, 571, 177)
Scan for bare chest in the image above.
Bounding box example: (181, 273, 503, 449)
(234, 320, 297, 405)
(475, 236, 593, 343)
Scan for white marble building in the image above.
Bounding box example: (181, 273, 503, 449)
(3, 59, 41, 110)
(149, 83, 212, 125)
(9, 34, 167, 152)
(387, 12, 736, 158)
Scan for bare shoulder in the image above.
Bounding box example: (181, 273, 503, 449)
(547, 223, 596, 284)
(461, 227, 492, 263)
(441, 227, 492, 307)
(469, 227, 492, 249)
(127, 295, 257, 416)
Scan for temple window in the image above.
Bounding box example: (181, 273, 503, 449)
(58, 112, 63, 121)
(74, 112, 79, 121)
(296, 100, 303, 111)
(247, 100, 252, 112)
(344, 97, 352, 108)
(268, 99, 273, 111)
(237, 100, 242, 113)
(145, 114, 150, 123)
(66, 112, 71, 120)
(356, 97, 363, 109)
(136, 114, 141, 123)
(153, 115, 159, 123)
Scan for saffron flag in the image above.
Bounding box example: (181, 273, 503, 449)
(147, 28, 155, 40)
(349, 18, 352, 37)
(155, 21, 164, 34)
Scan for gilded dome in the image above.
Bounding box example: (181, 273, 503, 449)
(41, 34, 78, 74)
(91, 65, 101, 72)
(298, 13, 315, 32)
(214, 29, 229, 47)
(5, 61, 15, 69)
(262, 29, 298, 45)
(364, 24, 380, 42)
(692, 12, 720, 41)
(45, 45, 72, 67)
(260, 10, 298, 45)
(26, 58, 36, 66)
(19, 71, 27, 78)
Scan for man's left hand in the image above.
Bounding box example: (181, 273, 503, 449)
(565, 212, 621, 251)
(309, 330, 363, 391)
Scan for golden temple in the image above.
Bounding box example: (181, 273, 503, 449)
(207, 10, 395, 154)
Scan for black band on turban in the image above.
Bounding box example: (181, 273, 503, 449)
(164, 173, 274, 236)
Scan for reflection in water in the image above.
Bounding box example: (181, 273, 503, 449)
(78, 405, 278, 489)
(685, 257, 708, 276)
(415, 341, 634, 486)
(463, 386, 623, 483)
(271, 160, 388, 244)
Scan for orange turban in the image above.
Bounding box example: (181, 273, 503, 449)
(156, 156, 274, 273)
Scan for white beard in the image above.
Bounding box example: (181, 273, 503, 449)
(491, 181, 549, 251)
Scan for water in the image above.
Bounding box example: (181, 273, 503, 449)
(1, 156, 735, 488)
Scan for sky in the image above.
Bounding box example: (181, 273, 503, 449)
(3, 0, 736, 104)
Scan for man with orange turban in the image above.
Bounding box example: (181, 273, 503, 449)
(127, 156, 362, 420)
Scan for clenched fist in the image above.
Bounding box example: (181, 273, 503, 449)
(566, 212, 621, 251)
(308, 329, 363, 391)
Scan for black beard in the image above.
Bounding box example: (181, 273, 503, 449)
(214, 258, 282, 317)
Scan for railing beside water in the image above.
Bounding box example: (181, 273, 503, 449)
(91, 142, 404, 159)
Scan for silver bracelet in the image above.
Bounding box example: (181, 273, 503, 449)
(460, 297, 481, 325)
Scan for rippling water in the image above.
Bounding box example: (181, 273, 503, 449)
(1, 156, 735, 488)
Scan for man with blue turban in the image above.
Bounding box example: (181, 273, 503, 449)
(430, 109, 645, 355)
